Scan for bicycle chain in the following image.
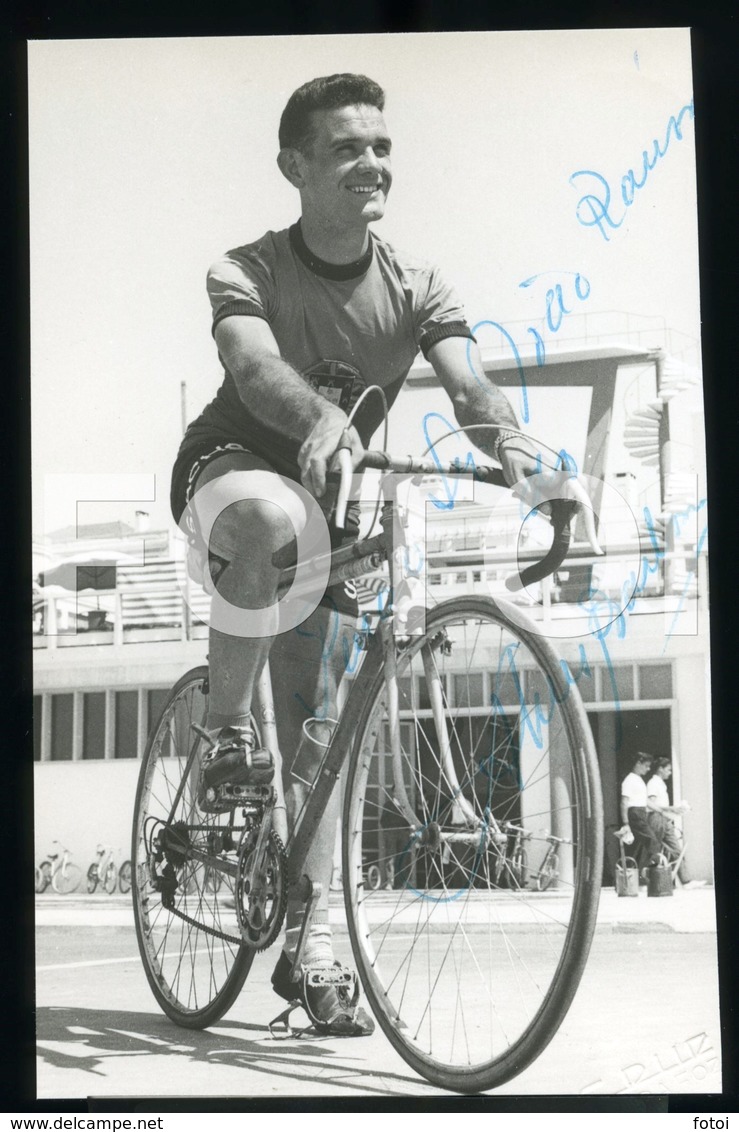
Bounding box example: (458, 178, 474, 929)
(162, 896, 243, 946)
(157, 831, 288, 950)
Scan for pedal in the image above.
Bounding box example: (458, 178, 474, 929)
(200, 782, 274, 813)
(304, 965, 356, 993)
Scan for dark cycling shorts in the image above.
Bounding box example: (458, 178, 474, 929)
(171, 439, 360, 621)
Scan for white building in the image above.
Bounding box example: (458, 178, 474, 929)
(33, 339, 712, 883)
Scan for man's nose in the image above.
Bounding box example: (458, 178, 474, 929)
(357, 146, 383, 173)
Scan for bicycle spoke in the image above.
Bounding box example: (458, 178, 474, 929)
(343, 596, 602, 1092)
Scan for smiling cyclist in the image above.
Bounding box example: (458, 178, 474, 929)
(170, 73, 598, 1037)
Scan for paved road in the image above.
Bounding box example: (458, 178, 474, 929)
(36, 890, 722, 1100)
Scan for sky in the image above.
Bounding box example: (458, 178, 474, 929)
(28, 29, 701, 542)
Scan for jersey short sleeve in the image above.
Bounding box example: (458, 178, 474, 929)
(409, 261, 474, 359)
(207, 239, 279, 334)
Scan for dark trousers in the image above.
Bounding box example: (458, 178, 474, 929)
(628, 806, 662, 871)
(648, 810, 689, 883)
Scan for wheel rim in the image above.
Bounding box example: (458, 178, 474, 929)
(344, 598, 601, 1089)
(132, 672, 251, 1019)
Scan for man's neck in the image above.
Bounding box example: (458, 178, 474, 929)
(298, 215, 371, 265)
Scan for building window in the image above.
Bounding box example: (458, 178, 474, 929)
(147, 688, 171, 732)
(50, 694, 74, 761)
(639, 664, 673, 699)
(602, 665, 634, 702)
(454, 672, 484, 708)
(115, 690, 139, 759)
(570, 661, 597, 702)
(82, 692, 106, 760)
(33, 696, 43, 761)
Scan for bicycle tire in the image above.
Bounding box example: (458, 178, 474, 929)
(35, 865, 49, 894)
(342, 594, 602, 1094)
(131, 666, 254, 1029)
(366, 863, 382, 891)
(53, 863, 82, 895)
(537, 852, 560, 892)
(103, 861, 118, 895)
(87, 864, 99, 894)
(509, 848, 528, 891)
(118, 861, 132, 894)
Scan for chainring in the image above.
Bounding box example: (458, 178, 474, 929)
(235, 829, 287, 950)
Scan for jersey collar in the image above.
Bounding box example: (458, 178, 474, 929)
(289, 221, 373, 280)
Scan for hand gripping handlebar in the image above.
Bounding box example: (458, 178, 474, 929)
(332, 448, 580, 589)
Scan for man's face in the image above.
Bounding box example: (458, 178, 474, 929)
(635, 758, 650, 776)
(659, 764, 673, 780)
(292, 104, 392, 229)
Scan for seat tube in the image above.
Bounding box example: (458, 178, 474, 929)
(419, 641, 477, 827)
(253, 662, 288, 845)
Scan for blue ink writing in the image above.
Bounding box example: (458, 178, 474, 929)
(570, 99, 695, 242)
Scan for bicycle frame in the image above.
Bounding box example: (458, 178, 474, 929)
(250, 445, 572, 898)
(165, 449, 582, 904)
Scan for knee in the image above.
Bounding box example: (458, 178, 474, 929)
(211, 497, 297, 562)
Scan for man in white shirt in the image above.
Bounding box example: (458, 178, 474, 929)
(647, 757, 690, 883)
(621, 752, 661, 876)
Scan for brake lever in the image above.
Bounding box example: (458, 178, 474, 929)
(332, 431, 354, 529)
(505, 497, 579, 592)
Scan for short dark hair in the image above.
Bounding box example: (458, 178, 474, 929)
(633, 752, 652, 767)
(652, 756, 672, 771)
(279, 73, 385, 152)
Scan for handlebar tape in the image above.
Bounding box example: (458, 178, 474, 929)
(505, 498, 577, 591)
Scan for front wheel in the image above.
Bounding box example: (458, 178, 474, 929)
(537, 852, 560, 892)
(131, 666, 254, 1028)
(87, 864, 99, 894)
(342, 595, 603, 1094)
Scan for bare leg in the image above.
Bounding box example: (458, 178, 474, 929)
(188, 453, 306, 728)
(187, 453, 353, 946)
(270, 603, 352, 937)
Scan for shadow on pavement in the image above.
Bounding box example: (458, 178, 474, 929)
(37, 1005, 434, 1097)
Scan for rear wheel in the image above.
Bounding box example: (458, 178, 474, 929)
(131, 666, 254, 1028)
(53, 863, 82, 894)
(342, 595, 602, 1094)
(118, 861, 132, 894)
(87, 864, 99, 894)
(103, 861, 118, 895)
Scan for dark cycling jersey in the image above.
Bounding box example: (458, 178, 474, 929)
(170, 220, 474, 524)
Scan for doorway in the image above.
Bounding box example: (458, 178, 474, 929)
(588, 707, 672, 884)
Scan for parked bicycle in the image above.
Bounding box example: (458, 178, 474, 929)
(36, 842, 83, 895)
(118, 860, 132, 894)
(87, 844, 118, 894)
(131, 442, 603, 1094)
(535, 832, 574, 891)
(494, 821, 532, 889)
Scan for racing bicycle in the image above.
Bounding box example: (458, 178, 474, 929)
(131, 442, 603, 1094)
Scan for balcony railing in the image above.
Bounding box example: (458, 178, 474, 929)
(32, 532, 705, 650)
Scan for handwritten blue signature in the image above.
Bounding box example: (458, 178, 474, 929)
(570, 99, 695, 242)
(467, 269, 592, 422)
(422, 408, 575, 514)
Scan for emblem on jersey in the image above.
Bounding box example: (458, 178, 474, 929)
(303, 359, 366, 413)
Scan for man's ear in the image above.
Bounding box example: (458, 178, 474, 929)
(277, 148, 305, 189)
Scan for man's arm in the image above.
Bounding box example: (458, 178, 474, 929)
(214, 315, 361, 497)
(427, 336, 602, 549)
